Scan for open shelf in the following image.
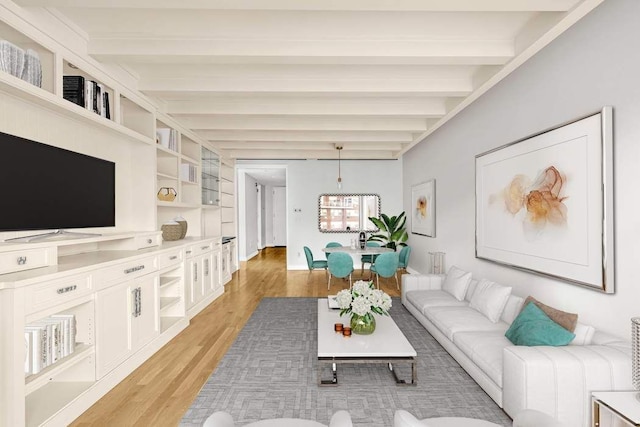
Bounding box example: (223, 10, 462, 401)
(25, 344, 93, 394)
(25, 381, 95, 427)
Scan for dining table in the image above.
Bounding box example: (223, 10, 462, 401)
(321, 246, 393, 256)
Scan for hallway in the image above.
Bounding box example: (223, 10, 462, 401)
(71, 247, 403, 426)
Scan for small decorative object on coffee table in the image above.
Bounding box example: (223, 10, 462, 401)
(335, 280, 392, 335)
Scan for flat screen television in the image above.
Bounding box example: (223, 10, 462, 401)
(0, 130, 115, 234)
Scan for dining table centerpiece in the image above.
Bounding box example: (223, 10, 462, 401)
(335, 280, 392, 335)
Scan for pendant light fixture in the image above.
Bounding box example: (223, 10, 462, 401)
(336, 144, 343, 190)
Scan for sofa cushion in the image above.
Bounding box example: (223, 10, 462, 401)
(424, 306, 508, 341)
(505, 302, 575, 346)
(405, 290, 467, 315)
(500, 295, 525, 325)
(453, 331, 513, 387)
(464, 279, 479, 302)
(441, 266, 472, 301)
(522, 296, 578, 332)
(469, 279, 512, 323)
(570, 322, 596, 346)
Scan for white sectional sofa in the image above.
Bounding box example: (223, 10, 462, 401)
(401, 272, 632, 427)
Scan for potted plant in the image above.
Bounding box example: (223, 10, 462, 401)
(367, 211, 408, 251)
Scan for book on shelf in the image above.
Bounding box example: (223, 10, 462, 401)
(0, 40, 42, 87)
(156, 128, 178, 152)
(180, 163, 198, 183)
(63, 75, 110, 118)
(24, 314, 77, 376)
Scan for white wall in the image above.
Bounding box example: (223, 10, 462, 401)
(237, 172, 259, 261)
(402, 0, 640, 338)
(287, 159, 403, 269)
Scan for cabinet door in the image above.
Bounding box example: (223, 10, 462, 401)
(188, 257, 205, 307)
(130, 275, 159, 351)
(202, 253, 214, 296)
(96, 281, 131, 378)
(222, 247, 232, 284)
(212, 250, 222, 291)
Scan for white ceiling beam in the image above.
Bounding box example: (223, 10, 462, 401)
(166, 98, 447, 117)
(14, 0, 580, 12)
(140, 78, 472, 97)
(224, 149, 396, 160)
(183, 116, 428, 131)
(89, 39, 514, 65)
(214, 141, 405, 151)
(197, 130, 415, 142)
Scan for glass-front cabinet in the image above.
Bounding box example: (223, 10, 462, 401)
(201, 147, 220, 206)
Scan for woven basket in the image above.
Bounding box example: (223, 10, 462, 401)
(157, 187, 177, 202)
(161, 222, 183, 241)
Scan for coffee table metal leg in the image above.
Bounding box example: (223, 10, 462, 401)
(388, 359, 417, 385)
(320, 361, 338, 386)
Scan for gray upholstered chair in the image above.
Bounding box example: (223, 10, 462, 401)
(370, 251, 399, 289)
(204, 410, 353, 427)
(304, 246, 328, 275)
(327, 251, 353, 290)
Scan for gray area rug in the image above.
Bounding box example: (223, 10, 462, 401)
(181, 298, 512, 427)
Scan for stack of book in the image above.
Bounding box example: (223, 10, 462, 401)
(181, 163, 198, 183)
(63, 75, 111, 119)
(156, 128, 178, 152)
(0, 40, 42, 87)
(24, 314, 77, 376)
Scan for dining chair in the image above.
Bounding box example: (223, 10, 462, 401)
(324, 241, 343, 260)
(370, 252, 400, 289)
(396, 245, 411, 284)
(327, 252, 353, 290)
(360, 241, 380, 276)
(304, 246, 328, 276)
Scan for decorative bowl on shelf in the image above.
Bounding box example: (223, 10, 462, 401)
(157, 187, 177, 202)
(161, 221, 182, 241)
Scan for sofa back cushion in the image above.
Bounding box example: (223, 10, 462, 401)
(441, 266, 472, 301)
(465, 279, 479, 302)
(570, 322, 596, 345)
(501, 295, 525, 325)
(469, 279, 512, 323)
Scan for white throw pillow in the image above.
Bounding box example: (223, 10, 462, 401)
(469, 279, 512, 323)
(570, 322, 596, 345)
(441, 266, 472, 301)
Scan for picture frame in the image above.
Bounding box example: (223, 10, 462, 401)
(475, 106, 614, 293)
(411, 180, 436, 237)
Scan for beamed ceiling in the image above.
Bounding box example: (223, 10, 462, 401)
(16, 0, 603, 160)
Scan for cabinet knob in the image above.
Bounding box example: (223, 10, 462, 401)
(17, 256, 27, 265)
(147, 238, 153, 244)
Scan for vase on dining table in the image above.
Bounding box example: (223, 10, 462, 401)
(350, 313, 376, 335)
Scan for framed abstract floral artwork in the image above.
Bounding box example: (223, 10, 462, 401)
(411, 179, 435, 237)
(475, 107, 614, 293)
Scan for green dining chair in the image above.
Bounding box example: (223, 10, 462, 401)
(304, 246, 328, 276)
(327, 252, 353, 290)
(370, 251, 400, 290)
(396, 245, 412, 284)
(324, 241, 343, 260)
(360, 241, 380, 276)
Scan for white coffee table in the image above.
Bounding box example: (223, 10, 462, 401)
(317, 299, 417, 386)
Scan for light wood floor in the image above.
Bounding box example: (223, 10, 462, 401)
(71, 247, 402, 426)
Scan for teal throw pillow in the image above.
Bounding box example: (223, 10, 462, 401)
(505, 302, 576, 346)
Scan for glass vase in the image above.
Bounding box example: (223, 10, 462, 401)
(350, 313, 376, 335)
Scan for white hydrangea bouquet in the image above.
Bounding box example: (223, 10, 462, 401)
(335, 280, 392, 335)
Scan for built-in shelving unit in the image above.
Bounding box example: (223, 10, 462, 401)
(0, 7, 237, 427)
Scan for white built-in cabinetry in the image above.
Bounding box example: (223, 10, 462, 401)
(0, 4, 238, 427)
(0, 233, 225, 427)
